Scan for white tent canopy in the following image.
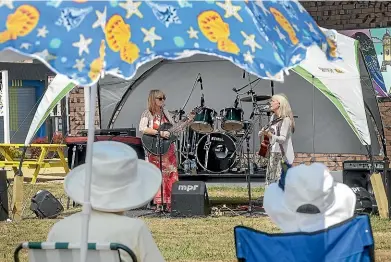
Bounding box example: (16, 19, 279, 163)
(0, 49, 32, 62)
(24, 32, 383, 156)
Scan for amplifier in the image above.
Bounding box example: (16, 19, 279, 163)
(65, 135, 145, 169)
(343, 160, 385, 171)
(343, 160, 389, 189)
(78, 128, 136, 137)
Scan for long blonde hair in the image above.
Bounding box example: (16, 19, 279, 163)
(272, 94, 295, 133)
(148, 89, 165, 115)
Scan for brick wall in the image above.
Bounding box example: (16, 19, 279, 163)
(301, 1, 391, 30)
(68, 87, 100, 135)
(379, 98, 391, 158)
(67, 1, 391, 170)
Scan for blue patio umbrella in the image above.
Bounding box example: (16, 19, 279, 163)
(0, 0, 338, 86)
(0, 1, 338, 261)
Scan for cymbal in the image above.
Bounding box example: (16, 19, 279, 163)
(240, 95, 271, 102)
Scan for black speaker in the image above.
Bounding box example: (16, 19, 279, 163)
(67, 139, 145, 169)
(171, 181, 210, 217)
(0, 170, 9, 221)
(30, 190, 64, 219)
(342, 160, 386, 214)
(343, 160, 390, 189)
(343, 169, 370, 189)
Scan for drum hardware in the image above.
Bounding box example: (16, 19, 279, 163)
(178, 126, 200, 174)
(213, 115, 224, 133)
(203, 135, 211, 170)
(240, 95, 271, 102)
(245, 132, 253, 213)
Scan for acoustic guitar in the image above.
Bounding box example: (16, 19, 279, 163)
(258, 117, 283, 157)
(142, 107, 202, 156)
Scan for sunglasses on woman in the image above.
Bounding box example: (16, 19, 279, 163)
(156, 96, 166, 101)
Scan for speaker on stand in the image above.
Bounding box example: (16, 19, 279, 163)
(342, 160, 388, 214)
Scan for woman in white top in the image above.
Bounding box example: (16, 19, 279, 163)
(260, 94, 295, 184)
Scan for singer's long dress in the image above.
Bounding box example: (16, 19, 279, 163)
(147, 114, 178, 210)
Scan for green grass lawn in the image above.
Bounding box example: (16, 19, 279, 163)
(1, 182, 391, 262)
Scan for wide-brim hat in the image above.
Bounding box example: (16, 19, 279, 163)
(64, 141, 162, 212)
(264, 163, 356, 233)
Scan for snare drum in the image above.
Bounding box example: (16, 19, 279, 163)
(190, 107, 216, 134)
(220, 107, 244, 132)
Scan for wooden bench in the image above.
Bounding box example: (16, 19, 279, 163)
(0, 143, 69, 183)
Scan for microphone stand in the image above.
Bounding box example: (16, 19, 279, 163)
(198, 75, 205, 107)
(246, 88, 258, 214)
(157, 106, 166, 212)
(245, 131, 253, 214)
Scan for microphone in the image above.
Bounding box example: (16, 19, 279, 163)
(198, 74, 205, 107)
(198, 75, 203, 90)
(234, 96, 239, 108)
(271, 80, 274, 96)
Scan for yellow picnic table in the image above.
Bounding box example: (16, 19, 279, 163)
(0, 143, 70, 183)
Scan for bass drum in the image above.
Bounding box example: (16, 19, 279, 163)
(196, 132, 237, 173)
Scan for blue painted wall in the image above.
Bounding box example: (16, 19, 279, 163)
(19, 80, 46, 138)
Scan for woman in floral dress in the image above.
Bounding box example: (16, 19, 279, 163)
(139, 89, 192, 211)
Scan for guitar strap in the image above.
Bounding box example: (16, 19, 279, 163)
(276, 120, 287, 162)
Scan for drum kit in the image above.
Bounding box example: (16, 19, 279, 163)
(176, 89, 272, 175)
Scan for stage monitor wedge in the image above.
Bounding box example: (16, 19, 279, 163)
(171, 181, 210, 217)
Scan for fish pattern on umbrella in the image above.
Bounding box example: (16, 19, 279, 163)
(0, 0, 338, 86)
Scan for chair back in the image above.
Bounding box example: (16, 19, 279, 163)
(14, 242, 138, 262)
(234, 215, 374, 262)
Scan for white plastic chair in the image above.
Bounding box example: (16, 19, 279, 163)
(14, 242, 137, 262)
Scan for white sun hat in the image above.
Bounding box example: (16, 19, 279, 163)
(264, 163, 356, 233)
(64, 141, 162, 212)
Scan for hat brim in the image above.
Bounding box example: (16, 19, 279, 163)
(264, 182, 356, 233)
(64, 160, 162, 212)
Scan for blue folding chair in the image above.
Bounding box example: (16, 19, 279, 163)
(234, 215, 374, 262)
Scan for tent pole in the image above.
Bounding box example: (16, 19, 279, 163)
(80, 83, 97, 262)
(84, 86, 90, 129)
(311, 75, 315, 157)
(384, 156, 391, 219)
(1, 71, 10, 143)
(97, 83, 102, 129)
